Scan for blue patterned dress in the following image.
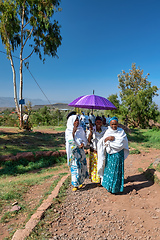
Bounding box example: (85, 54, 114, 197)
(102, 149, 124, 193)
(70, 143, 88, 187)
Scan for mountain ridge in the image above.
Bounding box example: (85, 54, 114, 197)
(0, 97, 73, 110)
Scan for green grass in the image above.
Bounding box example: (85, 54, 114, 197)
(54, 126, 66, 131)
(0, 126, 66, 156)
(0, 154, 67, 222)
(143, 163, 160, 184)
(128, 128, 160, 153)
(0, 155, 67, 177)
(0, 165, 68, 222)
(138, 168, 144, 173)
(0, 171, 69, 239)
(156, 163, 160, 172)
(26, 176, 70, 240)
(130, 149, 141, 154)
(33, 125, 66, 132)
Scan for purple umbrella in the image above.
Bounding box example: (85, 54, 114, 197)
(68, 94, 117, 110)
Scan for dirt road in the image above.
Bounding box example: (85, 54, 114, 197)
(49, 149, 160, 240)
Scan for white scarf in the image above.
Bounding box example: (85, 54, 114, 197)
(86, 126, 107, 151)
(65, 115, 88, 165)
(97, 126, 129, 178)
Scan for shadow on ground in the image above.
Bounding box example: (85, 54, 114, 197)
(77, 169, 155, 195)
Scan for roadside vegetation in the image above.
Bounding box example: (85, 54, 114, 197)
(0, 154, 69, 240)
(127, 127, 160, 153)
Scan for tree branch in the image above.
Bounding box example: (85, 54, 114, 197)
(23, 26, 34, 48)
(23, 48, 35, 61)
(23, 20, 30, 29)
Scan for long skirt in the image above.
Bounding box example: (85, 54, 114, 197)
(70, 147, 88, 187)
(102, 149, 124, 193)
(89, 152, 101, 183)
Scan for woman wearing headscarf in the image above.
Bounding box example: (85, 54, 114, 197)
(97, 116, 129, 193)
(86, 116, 107, 184)
(65, 114, 88, 191)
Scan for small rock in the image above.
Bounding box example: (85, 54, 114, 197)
(153, 158, 160, 167)
(155, 208, 160, 212)
(132, 189, 137, 195)
(10, 205, 21, 212)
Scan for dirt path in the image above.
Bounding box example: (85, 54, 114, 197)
(49, 149, 160, 240)
(1, 128, 160, 239)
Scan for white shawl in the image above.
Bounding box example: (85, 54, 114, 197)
(86, 126, 107, 151)
(97, 126, 129, 178)
(65, 115, 88, 165)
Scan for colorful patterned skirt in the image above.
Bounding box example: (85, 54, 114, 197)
(89, 151, 101, 183)
(70, 147, 88, 187)
(102, 149, 124, 193)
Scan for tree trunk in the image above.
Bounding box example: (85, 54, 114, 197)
(9, 51, 20, 117)
(19, 59, 23, 128)
(19, 2, 25, 128)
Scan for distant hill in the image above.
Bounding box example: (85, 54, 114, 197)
(52, 103, 74, 110)
(0, 97, 15, 108)
(33, 103, 74, 110)
(0, 97, 50, 108)
(0, 97, 74, 111)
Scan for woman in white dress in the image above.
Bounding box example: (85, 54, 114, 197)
(65, 114, 88, 191)
(87, 116, 107, 184)
(98, 116, 129, 193)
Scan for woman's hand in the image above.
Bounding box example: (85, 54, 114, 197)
(79, 143, 84, 149)
(104, 136, 115, 142)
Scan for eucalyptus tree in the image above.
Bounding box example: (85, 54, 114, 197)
(0, 0, 62, 127)
(118, 63, 159, 128)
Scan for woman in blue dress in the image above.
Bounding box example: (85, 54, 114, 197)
(97, 117, 129, 194)
(65, 113, 88, 191)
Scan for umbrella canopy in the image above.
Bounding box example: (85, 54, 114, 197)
(68, 94, 117, 110)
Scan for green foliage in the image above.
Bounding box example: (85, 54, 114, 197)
(0, 0, 62, 126)
(0, 107, 69, 128)
(118, 63, 159, 128)
(107, 94, 120, 115)
(0, 109, 18, 127)
(29, 107, 66, 126)
(0, 0, 62, 59)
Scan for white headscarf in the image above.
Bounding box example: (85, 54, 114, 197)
(65, 115, 88, 165)
(97, 126, 129, 178)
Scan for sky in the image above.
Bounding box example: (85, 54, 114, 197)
(0, 0, 160, 106)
